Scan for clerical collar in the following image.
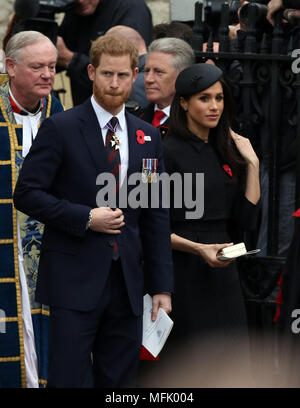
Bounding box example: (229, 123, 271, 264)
(9, 87, 43, 116)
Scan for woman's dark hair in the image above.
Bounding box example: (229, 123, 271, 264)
(167, 77, 245, 179)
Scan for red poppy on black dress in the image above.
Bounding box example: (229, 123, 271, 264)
(223, 164, 233, 178)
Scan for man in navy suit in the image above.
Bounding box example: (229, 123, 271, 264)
(13, 33, 173, 388)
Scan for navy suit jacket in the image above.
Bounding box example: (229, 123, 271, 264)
(13, 99, 173, 315)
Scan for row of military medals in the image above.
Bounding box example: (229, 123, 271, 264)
(107, 121, 157, 183)
(142, 158, 158, 183)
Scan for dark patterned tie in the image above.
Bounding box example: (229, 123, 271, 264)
(106, 117, 120, 191)
(105, 116, 120, 260)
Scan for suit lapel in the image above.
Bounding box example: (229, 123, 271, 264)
(78, 104, 149, 180)
(78, 100, 109, 174)
(126, 111, 142, 178)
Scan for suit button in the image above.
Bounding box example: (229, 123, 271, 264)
(108, 240, 114, 247)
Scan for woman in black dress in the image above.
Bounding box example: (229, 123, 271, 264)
(163, 63, 260, 384)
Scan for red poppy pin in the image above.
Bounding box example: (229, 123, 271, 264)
(223, 164, 233, 178)
(136, 129, 145, 144)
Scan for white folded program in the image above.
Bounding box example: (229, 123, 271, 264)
(217, 242, 252, 260)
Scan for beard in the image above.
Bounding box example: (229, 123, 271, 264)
(93, 85, 131, 112)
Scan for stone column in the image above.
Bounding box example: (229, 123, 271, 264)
(0, 0, 14, 45)
(146, 0, 170, 25)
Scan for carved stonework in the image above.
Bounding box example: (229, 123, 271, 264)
(0, 0, 14, 45)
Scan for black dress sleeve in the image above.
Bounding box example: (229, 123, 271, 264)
(233, 194, 261, 230)
(230, 179, 261, 232)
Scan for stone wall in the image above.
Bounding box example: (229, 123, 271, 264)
(0, 0, 14, 45)
(147, 0, 170, 25)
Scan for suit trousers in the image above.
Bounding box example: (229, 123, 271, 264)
(47, 260, 143, 388)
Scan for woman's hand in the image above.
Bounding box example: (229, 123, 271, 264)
(230, 130, 259, 168)
(195, 242, 234, 268)
(171, 234, 235, 268)
(230, 130, 260, 205)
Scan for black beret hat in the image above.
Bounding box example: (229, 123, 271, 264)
(175, 63, 223, 96)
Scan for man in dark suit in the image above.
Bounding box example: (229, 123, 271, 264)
(139, 37, 194, 138)
(13, 33, 173, 388)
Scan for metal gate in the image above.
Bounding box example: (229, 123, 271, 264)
(191, 0, 300, 385)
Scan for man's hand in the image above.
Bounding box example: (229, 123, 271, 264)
(56, 36, 74, 68)
(267, 0, 283, 25)
(151, 293, 172, 322)
(283, 8, 300, 22)
(89, 207, 125, 234)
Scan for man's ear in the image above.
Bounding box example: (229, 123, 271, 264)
(5, 58, 16, 78)
(132, 66, 138, 83)
(87, 64, 95, 81)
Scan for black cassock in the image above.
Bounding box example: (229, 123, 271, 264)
(162, 134, 260, 385)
